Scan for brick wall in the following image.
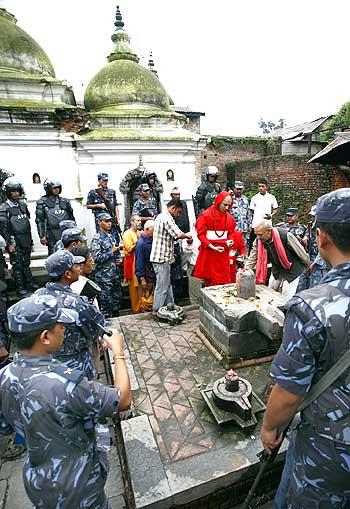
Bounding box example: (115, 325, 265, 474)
(198, 138, 350, 222)
(198, 137, 281, 188)
(232, 154, 350, 222)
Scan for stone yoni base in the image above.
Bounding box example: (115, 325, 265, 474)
(199, 284, 287, 363)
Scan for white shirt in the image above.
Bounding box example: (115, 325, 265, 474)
(250, 192, 278, 228)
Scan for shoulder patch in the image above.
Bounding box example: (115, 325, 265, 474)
(50, 364, 85, 384)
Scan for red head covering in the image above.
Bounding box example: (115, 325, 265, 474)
(213, 191, 233, 210)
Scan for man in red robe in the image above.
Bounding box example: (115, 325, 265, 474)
(194, 191, 236, 286)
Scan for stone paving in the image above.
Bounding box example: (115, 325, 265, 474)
(120, 308, 272, 468)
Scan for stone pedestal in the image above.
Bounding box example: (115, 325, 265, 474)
(199, 284, 287, 363)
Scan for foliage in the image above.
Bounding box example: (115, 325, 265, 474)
(210, 136, 281, 155)
(258, 118, 286, 135)
(319, 102, 350, 142)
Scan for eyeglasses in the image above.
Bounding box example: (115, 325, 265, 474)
(256, 231, 269, 238)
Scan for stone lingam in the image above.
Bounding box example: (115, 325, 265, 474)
(201, 369, 266, 428)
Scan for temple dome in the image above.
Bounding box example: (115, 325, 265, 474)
(85, 59, 170, 112)
(84, 7, 170, 112)
(0, 8, 55, 78)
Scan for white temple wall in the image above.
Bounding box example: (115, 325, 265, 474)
(77, 139, 205, 231)
(0, 128, 83, 254)
(0, 129, 205, 257)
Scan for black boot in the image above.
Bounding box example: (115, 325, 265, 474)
(12, 270, 28, 297)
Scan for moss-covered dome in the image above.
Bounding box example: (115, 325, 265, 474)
(84, 7, 170, 112)
(85, 59, 170, 112)
(0, 8, 55, 78)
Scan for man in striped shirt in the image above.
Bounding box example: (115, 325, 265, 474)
(150, 199, 192, 316)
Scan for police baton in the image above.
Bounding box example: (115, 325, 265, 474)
(240, 424, 289, 509)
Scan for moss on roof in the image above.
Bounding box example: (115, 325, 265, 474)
(0, 8, 55, 78)
(84, 60, 170, 112)
(78, 127, 196, 142)
(0, 99, 75, 110)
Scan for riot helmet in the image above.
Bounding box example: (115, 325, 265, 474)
(144, 169, 157, 184)
(2, 177, 24, 198)
(43, 178, 62, 195)
(205, 166, 219, 179)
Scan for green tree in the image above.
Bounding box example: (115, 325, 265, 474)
(320, 101, 350, 142)
(258, 118, 286, 135)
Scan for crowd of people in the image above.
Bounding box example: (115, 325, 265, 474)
(0, 164, 348, 508)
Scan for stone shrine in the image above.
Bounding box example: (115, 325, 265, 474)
(199, 284, 287, 364)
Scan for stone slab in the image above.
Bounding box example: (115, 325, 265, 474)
(121, 415, 172, 509)
(122, 398, 288, 509)
(200, 307, 271, 360)
(200, 284, 257, 332)
(256, 303, 285, 341)
(166, 437, 288, 507)
(200, 284, 286, 335)
(0, 479, 7, 509)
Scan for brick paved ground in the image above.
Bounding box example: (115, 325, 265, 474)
(0, 309, 274, 508)
(120, 309, 272, 466)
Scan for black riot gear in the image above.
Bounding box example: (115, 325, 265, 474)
(0, 181, 36, 296)
(36, 184, 75, 255)
(2, 177, 24, 198)
(43, 178, 62, 196)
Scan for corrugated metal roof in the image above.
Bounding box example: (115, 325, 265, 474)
(308, 132, 350, 164)
(273, 116, 332, 141)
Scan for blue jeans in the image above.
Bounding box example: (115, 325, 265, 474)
(152, 263, 174, 313)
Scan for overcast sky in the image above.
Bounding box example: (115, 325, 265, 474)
(2, 0, 349, 136)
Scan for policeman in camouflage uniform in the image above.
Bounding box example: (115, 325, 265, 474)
(86, 172, 120, 242)
(230, 181, 251, 245)
(143, 170, 162, 214)
(132, 183, 158, 226)
(297, 205, 330, 292)
(54, 219, 77, 251)
(195, 166, 222, 214)
(36, 178, 75, 255)
(276, 207, 308, 246)
(0, 294, 131, 509)
(91, 213, 123, 318)
(261, 188, 350, 508)
(0, 177, 37, 296)
(35, 250, 104, 380)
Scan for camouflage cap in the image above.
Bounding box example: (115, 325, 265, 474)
(61, 228, 86, 244)
(315, 188, 350, 223)
(7, 294, 77, 333)
(286, 207, 298, 216)
(59, 220, 77, 232)
(97, 172, 108, 180)
(45, 250, 85, 278)
(139, 183, 150, 192)
(97, 212, 112, 221)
